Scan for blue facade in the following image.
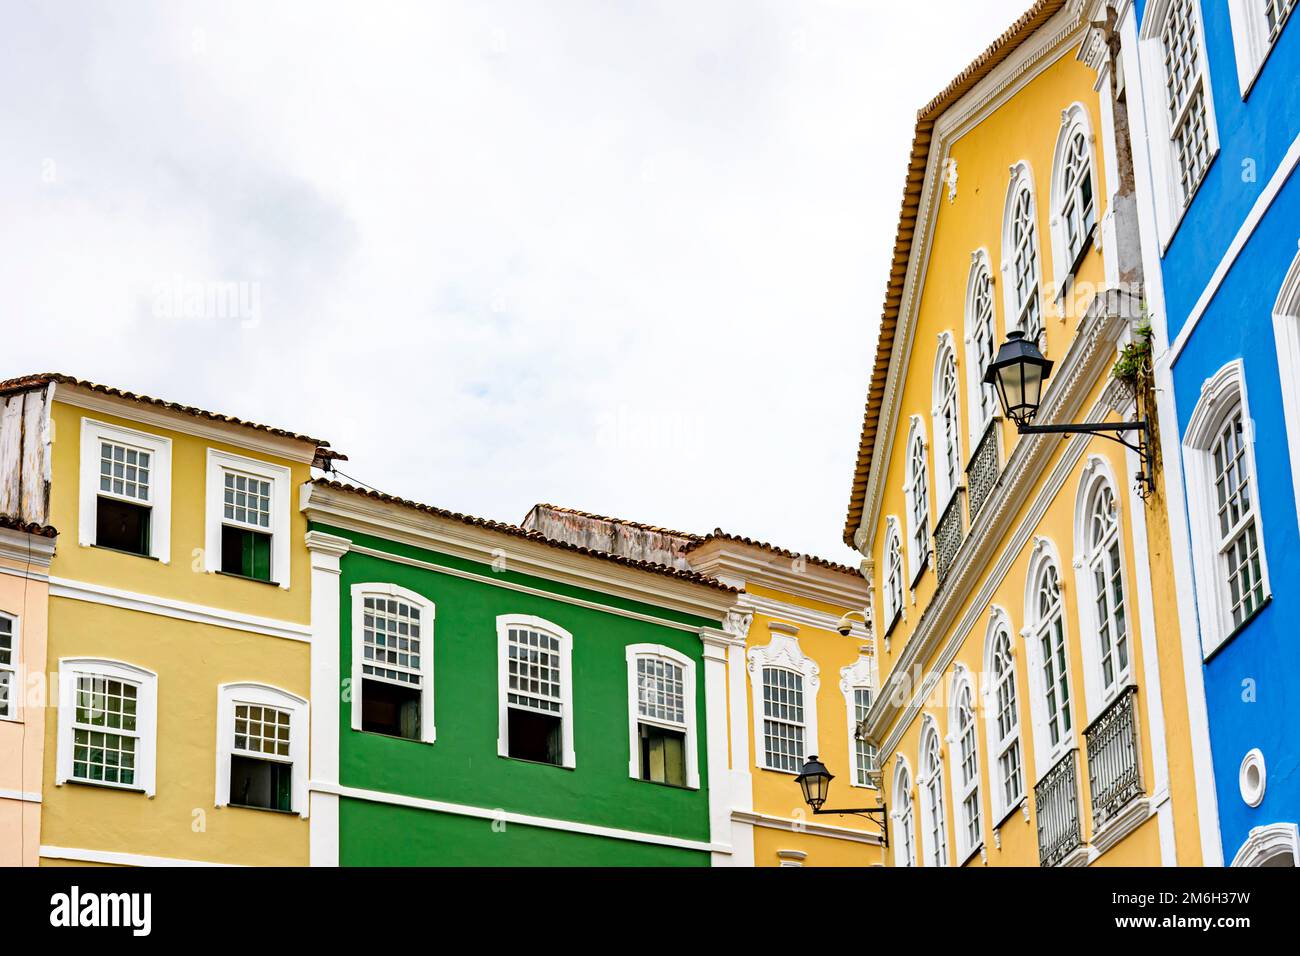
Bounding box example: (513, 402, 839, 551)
(1131, 0, 1300, 864)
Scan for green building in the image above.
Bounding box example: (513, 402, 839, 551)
(300, 480, 742, 865)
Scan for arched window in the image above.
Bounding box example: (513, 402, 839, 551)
(1002, 165, 1044, 347)
(626, 644, 699, 788)
(984, 618, 1024, 820)
(497, 614, 576, 768)
(1050, 106, 1098, 283)
(841, 651, 877, 789)
(950, 674, 982, 861)
(1182, 361, 1273, 654)
(1083, 478, 1130, 701)
(965, 252, 999, 445)
(882, 519, 905, 631)
(902, 418, 931, 581)
(893, 759, 917, 866)
(216, 682, 309, 816)
(748, 633, 820, 774)
(932, 339, 962, 509)
(1030, 553, 1073, 764)
(352, 583, 436, 743)
(919, 722, 948, 866)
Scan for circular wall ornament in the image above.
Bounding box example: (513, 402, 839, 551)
(1239, 748, 1266, 808)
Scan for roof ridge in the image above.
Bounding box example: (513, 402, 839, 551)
(314, 480, 738, 594)
(0, 371, 341, 459)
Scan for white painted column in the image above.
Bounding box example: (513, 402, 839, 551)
(305, 529, 350, 867)
(724, 614, 755, 866)
(700, 628, 735, 866)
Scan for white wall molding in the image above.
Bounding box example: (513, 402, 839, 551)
(40, 845, 240, 867)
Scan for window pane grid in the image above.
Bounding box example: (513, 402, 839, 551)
(1011, 188, 1042, 343)
(992, 632, 1023, 808)
(957, 690, 981, 850)
(637, 656, 685, 726)
(854, 687, 876, 785)
(507, 627, 562, 714)
(940, 354, 961, 493)
(71, 675, 139, 786)
(1062, 131, 1096, 261)
(762, 668, 805, 772)
(1265, 0, 1297, 42)
(223, 470, 272, 529)
(886, 532, 904, 621)
(98, 441, 151, 502)
(910, 437, 930, 560)
(972, 268, 997, 427)
(1161, 0, 1211, 201)
(233, 703, 291, 758)
(361, 596, 423, 686)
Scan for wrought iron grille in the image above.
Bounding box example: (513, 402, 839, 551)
(966, 419, 1001, 518)
(933, 488, 965, 583)
(1085, 686, 1143, 831)
(1034, 748, 1083, 867)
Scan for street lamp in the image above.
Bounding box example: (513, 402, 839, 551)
(983, 330, 1153, 495)
(794, 755, 889, 846)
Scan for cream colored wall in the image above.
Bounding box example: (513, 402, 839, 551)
(0, 552, 48, 867)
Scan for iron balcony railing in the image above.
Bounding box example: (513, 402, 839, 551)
(966, 418, 1001, 519)
(933, 487, 965, 583)
(1034, 748, 1083, 867)
(1084, 685, 1144, 831)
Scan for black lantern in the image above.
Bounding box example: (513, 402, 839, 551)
(792, 755, 889, 845)
(795, 756, 834, 811)
(982, 330, 1155, 497)
(982, 330, 1054, 427)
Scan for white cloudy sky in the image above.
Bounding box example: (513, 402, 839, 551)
(3, 0, 1031, 564)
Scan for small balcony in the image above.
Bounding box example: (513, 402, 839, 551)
(1034, 748, 1083, 867)
(933, 488, 965, 583)
(1084, 686, 1144, 832)
(965, 418, 1001, 519)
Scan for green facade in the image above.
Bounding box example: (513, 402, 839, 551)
(318, 523, 719, 866)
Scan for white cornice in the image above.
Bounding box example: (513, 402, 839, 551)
(54, 385, 319, 465)
(731, 810, 883, 846)
(866, 293, 1134, 753)
(300, 483, 736, 622)
(49, 576, 312, 643)
(855, 7, 1088, 555)
(737, 591, 870, 641)
(688, 543, 868, 608)
(0, 527, 57, 572)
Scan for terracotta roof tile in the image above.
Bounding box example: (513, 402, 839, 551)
(842, 0, 1066, 545)
(313, 480, 739, 593)
(0, 513, 57, 538)
(687, 529, 862, 578)
(0, 372, 343, 464)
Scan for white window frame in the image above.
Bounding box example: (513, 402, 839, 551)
(747, 631, 820, 775)
(1048, 104, 1101, 292)
(1227, 0, 1297, 97)
(204, 448, 292, 589)
(351, 583, 436, 743)
(892, 756, 917, 867)
(1023, 537, 1076, 773)
(0, 612, 18, 722)
(882, 518, 905, 630)
(931, 333, 964, 512)
(840, 651, 876, 789)
(948, 668, 982, 862)
(982, 610, 1025, 823)
(1073, 456, 1135, 719)
(964, 249, 1000, 447)
(1182, 360, 1273, 656)
(1138, 0, 1221, 247)
(917, 717, 949, 867)
(1001, 162, 1046, 348)
(625, 644, 699, 789)
(496, 614, 575, 769)
(901, 416, 932, 582)
(78, 418, 172, 563)
(56, 657, 158, 797)
(215, 682, 309, 816)
(1272, 249, 1300, 534)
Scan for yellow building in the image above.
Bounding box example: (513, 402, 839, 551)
(841, 1, 1205, 866)
(0, 373, 339, 866)
(522, 506, 884, 866)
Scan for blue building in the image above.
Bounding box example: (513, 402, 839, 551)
(1097, 0, 1300, 866)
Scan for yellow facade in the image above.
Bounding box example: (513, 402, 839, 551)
(843, 5, 1202, 867)
(26, 385, 324, 866)
(687, 540, 885, 866)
